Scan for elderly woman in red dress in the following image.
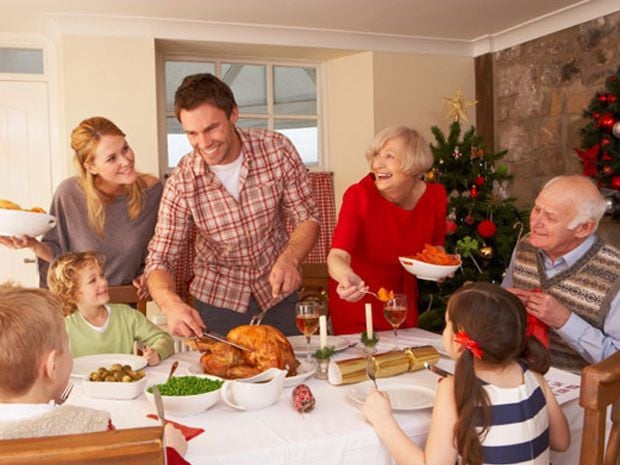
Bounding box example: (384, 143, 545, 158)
(327, 126, 447, 335)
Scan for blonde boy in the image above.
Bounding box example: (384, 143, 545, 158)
(0, 282, 188, 462)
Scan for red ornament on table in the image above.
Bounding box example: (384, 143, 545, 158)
(477, 220, 497, 239)
(470, 185, 479, 199)
(446, 219, 458, 235)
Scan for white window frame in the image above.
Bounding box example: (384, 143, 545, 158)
(157, 53, 325, 177)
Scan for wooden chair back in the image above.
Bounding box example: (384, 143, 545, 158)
(0, 426, 165, 465)
(579, 351, 620, 465)
(108, 284, 148, 315)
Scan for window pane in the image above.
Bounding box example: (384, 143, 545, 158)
(275, 119, 318, 165)
(166, 117, 192, 168)
(237, 118, 268, 129)
(165, 61, 215, 112)
(0, 48, 43, 74)
(274, 66, 316, 115)
(222, 63, 267, 114)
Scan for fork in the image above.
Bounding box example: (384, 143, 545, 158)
(250, 299, 273, 325)
(366, 356, 378, 388)
(56, 382, 74, 406)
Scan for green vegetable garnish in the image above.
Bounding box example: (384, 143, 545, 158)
(147, 376, 223, 396)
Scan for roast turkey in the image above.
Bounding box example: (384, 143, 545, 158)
(191, 325, 300, 379)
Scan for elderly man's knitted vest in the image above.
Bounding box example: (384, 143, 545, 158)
(512, 234, 620, 373)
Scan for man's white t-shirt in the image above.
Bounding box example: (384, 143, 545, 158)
(210, 151, 244, 201)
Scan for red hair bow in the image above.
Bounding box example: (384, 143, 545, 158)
(455, 330, 483, 359)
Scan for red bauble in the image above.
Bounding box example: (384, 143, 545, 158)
(607, 94, 617, 103)
(464, 214, 476, 226)
(592, 111, 601, 119)
(598, 94, 608, 103)
(612, 176, 620, 190)
(475, 175, 485, 186)
(602, 152, 613, 161)
(597, 113, 615, 129)
(477, 220, 497, 239)
(603, 165, 613, 176)
(446, 220, 458, 235)
(470, 185, 479, 199)
(601, 137, 611, 147)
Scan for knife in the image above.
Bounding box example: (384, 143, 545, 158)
(424, 361, 452, 378)
(202, 331, 251, 352)
(152, 385, 166, 427)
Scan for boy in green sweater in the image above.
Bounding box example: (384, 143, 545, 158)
(48, 251, 174, 363)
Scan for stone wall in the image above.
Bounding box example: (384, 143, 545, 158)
(494, 11, 620, 208)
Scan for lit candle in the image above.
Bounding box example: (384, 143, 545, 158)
(365, 303, 373, 339)
(319, 315, 327, 349)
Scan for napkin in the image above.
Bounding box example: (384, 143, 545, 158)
(328, 345, 440, 385)
(146, 414, 205, 440)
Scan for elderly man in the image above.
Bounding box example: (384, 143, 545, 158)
(502, 175, 619, 373)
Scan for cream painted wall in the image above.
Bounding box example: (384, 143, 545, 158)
(373, 52, 475, 144)
(326, 51, 475, 211)
(58, 35, 159, 181)
(325, 52, 375, 211)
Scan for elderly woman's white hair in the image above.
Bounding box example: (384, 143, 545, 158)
(542, 175, 607, 230)
(365, 126, 433, 176)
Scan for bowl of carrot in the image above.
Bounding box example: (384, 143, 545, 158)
(399, 244, 461, 281)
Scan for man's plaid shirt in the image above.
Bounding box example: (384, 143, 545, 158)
(145, 128, 319, 312)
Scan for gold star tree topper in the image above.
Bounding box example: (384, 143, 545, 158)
(442, 87, 477, 123)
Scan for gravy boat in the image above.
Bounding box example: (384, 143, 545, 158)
(221, 368, 286, 411)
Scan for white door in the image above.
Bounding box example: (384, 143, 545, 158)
(0, 80, 52, 286)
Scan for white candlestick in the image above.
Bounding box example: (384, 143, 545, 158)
(365, 303, 373, 339)
(319, 315, 327, 349)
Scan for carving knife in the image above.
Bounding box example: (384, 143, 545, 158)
(202, 331, 251, 352)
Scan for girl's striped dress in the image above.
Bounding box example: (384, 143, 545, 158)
(478, 367, 550, 465)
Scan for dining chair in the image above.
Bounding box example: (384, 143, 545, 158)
(579, 351, 620, 465)
(0, 426, 165, 465)
(108, 284, 148, 315)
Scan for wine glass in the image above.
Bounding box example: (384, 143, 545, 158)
(295, 301, 322, 362)
(383, 294, 408, 350)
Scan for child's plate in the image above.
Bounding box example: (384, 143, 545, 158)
(71, 353, 147, 379)
(348, 383, 435, 411)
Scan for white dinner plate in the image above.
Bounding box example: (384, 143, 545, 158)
(71, 353, 147, 379)
(189, 360, 316, 387)
(348, 383, 435, 411)
(287, 335, 350, 355)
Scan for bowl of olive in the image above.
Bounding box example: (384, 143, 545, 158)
(82, 363, 147, 400)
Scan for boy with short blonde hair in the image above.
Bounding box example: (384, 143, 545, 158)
(0, 282, 189, 464)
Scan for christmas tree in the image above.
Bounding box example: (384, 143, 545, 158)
(575, 67, 620, 193)
(417, 89, 527, 332)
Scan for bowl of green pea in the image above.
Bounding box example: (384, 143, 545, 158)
(145, 374, 224, 416)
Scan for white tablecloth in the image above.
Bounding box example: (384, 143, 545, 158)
(67, 328, 584, 465)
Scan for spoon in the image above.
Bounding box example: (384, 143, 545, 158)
(366, 356, 378, 388)
(166, 360, 179, 382)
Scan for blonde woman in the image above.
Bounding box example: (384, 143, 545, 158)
(0, 117, 161, 297)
